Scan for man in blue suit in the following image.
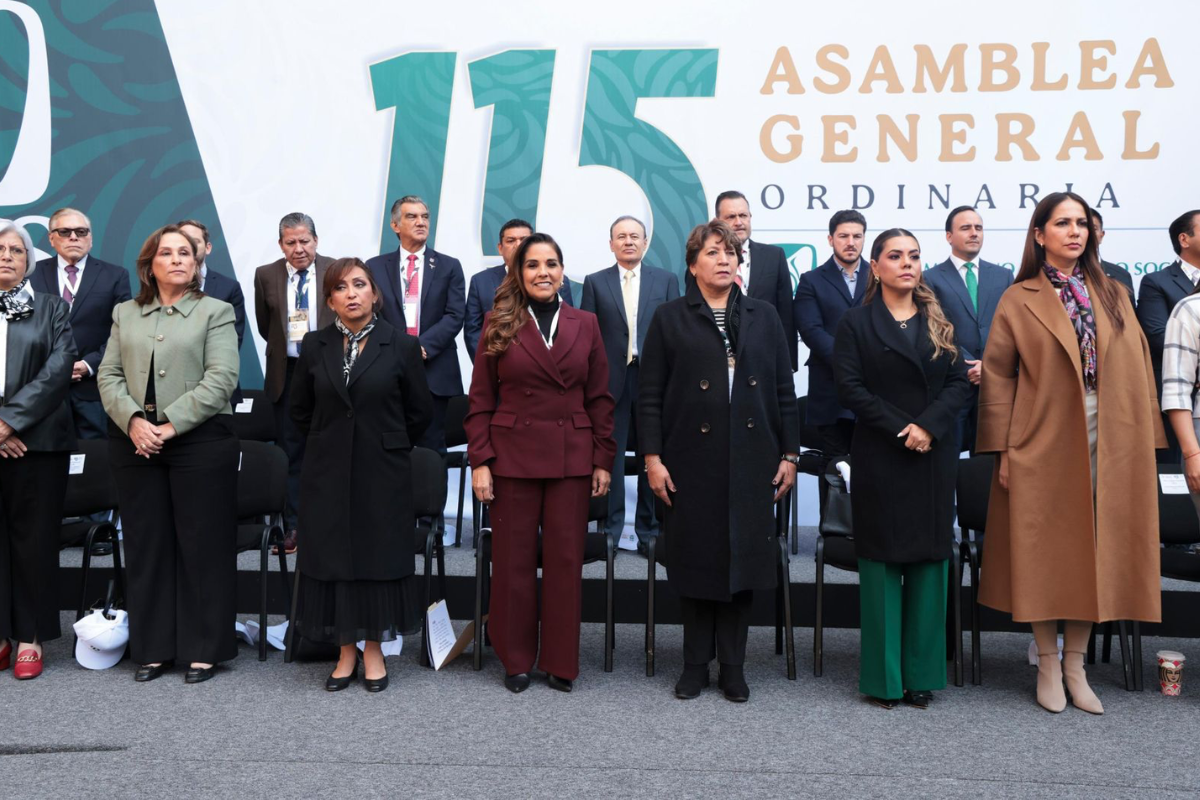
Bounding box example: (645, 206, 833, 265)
(30, 207, 132, 440)
(1137, 209, 1200, 463)
(794, 210, 868, 460)
(464, 218, 573, 361)
(369, 195, 465, 451)
(178, 219, 246, 407)
(922, 206, 1013, 453)
(581, 216, 679, 549)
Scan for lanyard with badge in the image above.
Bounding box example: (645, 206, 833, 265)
(288, 269, 310, 343)
(61, 268, 83, 305)
(530, 304, 561, 349)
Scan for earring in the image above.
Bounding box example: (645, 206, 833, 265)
(874, 274, 880, 282)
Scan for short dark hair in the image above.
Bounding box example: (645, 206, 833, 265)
(944, 205, 978, 233)
(498, 219, 533, 242)
(609, 215, 647, 239)
(1091, 208, 1104, 227)
(175, 219, 210, 245)
(323, 257, 380, 312)
(714, 190, 748, 217)
(829, 209, 867, 236)
(685, 220, 741, 267)
(1169, 210, 1200, 256)
(279, 212, 317, 240)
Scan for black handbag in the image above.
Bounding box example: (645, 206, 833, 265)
(818, 461, 853, 538)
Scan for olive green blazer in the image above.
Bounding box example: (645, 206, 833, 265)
(98, 293, 239, 435)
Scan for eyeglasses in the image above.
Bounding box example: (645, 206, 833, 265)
(0, 245, 27, 257)
(51, 227, 91, 239)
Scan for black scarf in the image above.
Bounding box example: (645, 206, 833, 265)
(335, 314, 377, 385)
(0, 278, 33, 322)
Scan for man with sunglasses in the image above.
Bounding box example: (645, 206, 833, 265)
(31, 208, 131, 440)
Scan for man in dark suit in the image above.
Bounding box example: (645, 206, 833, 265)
(464, 218, 573, 361)
(30, 207, 131, 440)
(368, 195, 465, 451)
(716, 190, 797, 371)
(581, 215, 679, 550)
(1089, 209, 1136, 306)
(793, 210, 868, 460)
(253, 212, 335, 553)
(1138, 209, 1200, 464)
(178, 219, 246, 406)
(922, 206, 1013, 453)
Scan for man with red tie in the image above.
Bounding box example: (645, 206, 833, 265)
(368, 195, 465, 451)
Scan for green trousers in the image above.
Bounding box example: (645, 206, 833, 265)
(857, 558, 948, 700)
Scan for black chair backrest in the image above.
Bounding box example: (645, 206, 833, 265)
(62, 439, 119, 518)
(231, 389, 277, 442)
(412, 446, 449, 518)
(955, 455, 993, 532)
(1157, 465, 1200, 545)
(237, 441, 288, 519)
(797, 396, 823, 451)
(444, 394, 469, 449)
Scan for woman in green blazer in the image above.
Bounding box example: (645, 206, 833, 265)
(98, 224, 239, 684)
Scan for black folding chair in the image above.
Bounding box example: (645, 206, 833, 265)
(790, 396, 826, 555)
(233, 441, 291, 661)
(229, 388, 277, 442)
(59, 439, 124, 627)
(443, 394, 476, 548)
(473, 495, 615, 672)
(646, 498, 795, 680)
(413, 446, 450, 667)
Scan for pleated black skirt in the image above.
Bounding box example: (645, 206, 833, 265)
(295, 575, 421, 646)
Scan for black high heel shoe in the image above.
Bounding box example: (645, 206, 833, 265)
(326, 659, 359, 692)
(364, 670, 389, 693)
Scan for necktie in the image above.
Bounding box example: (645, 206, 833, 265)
(622, 270, 637, 364)
(964, 262, 978, 312)
(295, 268, 309, 310)
(405, 254, 419, 336)
(63, 264, 78, 305)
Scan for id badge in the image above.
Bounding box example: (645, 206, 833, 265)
(403, 301, 418, 328)
(288, 310, 309, 342)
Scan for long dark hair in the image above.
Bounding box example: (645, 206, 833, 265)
(483, 232, 564, 356)
(134, 224, 204, 306)
(1016, 192, 1124, 332)
(864, 228, 958, 362)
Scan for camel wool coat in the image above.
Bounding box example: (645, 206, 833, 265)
(976, 271, 1165, 623)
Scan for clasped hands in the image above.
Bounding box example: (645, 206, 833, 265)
(128, 416, 178, 458)
(0, 418, 26, 458)
(897, 423, 933, 453)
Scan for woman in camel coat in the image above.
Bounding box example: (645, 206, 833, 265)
(977, 192, 1165, 716)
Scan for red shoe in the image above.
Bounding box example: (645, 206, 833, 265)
(0, 640, 10, 671)
(14, 649, 42, 680)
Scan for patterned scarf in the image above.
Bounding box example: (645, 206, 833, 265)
(0, 278, 34, 322)
(1042, 263, 1098, 391)
(335, 314, 377, 385)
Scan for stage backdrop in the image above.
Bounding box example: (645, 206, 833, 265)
(1, 1, 1193, 521)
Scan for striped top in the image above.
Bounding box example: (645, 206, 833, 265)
(1162, 292, 1200, 416)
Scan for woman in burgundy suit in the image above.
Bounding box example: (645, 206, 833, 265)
(466, 233, 615, 694)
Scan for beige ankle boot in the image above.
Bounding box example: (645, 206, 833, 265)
(1063, 621, 1104, 714)
(1032, 621, 1066, 713)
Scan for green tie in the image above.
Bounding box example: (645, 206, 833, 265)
(964, 262, 978, 311)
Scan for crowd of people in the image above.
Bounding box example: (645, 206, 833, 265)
(0, 192, 1195, 712)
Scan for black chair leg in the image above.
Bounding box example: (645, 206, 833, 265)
(436, 525, 448, 601)
(473, 531, 487, 671)
(259, 528, 270, 661)
(1087, 626, 1097, 665)
(1101, 620, 1113, 664)
(814, 536, 825, 678)
(605, 533, 614, 673)
(951, 548, 963, 688)
(646, 537, 656, 678)
(275, 527, 292, 617)
(1115, 620, 1133, 691)
(111, 527, 126, 608)
(1131, 621, 1143, 692)
(454, 462, 467, 548)
(790, 487, 799, 556)
(968, 542, 981, 686)
(777, 536, 796, 680)
(420, 532, 434, 668)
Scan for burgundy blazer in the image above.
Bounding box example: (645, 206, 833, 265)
(466, 304, 616, 479)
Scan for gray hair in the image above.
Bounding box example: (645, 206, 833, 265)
(0, 219, 37, 276)
(609, 215, 647, 240)
(278, 212, 317, 240)
(390, 195, 428, 223)
(47, 206, 92, 230)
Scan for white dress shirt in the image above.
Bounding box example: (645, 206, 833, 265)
(286, 261, 318, 358)
(739, 241, 752, 290)
(1181, 259, 1200, 286)
(399, 245, 428, 334)
(949, 253, 982, 284)
(619, 262, 642, 358)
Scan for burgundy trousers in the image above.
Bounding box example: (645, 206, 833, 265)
(489, 475, 590, 680)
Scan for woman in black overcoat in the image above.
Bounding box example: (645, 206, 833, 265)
(833, 228, 971, 709)
(639, 220, 799, 703)
(290, 258, 432, 693)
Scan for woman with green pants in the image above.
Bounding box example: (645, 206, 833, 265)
(833, 228, 971, 708)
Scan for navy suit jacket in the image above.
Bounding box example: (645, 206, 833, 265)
(368, 247, 466, 397)
(922, 258, 1012, 362)
(580, 263, 680, 401)
(747, 240, 798, 371)
(793, 256, 868, 426)
(1137, 260, 1196, 390)
(464, 263, 573, 361)
(1101, 260, 1135, 305)
(31, 255, 132, 401)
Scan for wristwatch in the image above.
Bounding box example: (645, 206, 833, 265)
(781, 454, 800, 465)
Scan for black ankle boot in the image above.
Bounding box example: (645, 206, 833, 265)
(718, 663, 749, 702)
(674, 663, 710, 699)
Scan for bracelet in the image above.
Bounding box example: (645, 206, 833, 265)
(1186, 452, 1200, 462)
(644, 458, 662, 473)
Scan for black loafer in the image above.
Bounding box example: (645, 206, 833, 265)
(547, 674, 573, 693)
(674, 664, 710, 699)
(184, 665, 216, 684)
(903, 690, 932, 709)
(717, 664, 750, 703)
(135, 663, 170, 683)
(364, 673, 389, 693)
(869, 696, 898, 710)
(326, 666, 358, 692)
(504, 672, 531, 694)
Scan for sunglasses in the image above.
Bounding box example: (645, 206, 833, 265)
(51, 227, 91, 239)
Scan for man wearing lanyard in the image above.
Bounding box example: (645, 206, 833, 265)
(30, 207, 131, 440)
(253, 212, 334, 554)
(368, 195, 465, 451)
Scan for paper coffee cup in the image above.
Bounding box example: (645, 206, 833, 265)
(1157, 650, 1185, 696)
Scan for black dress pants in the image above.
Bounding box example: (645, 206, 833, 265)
(680, 590, 753, 666)
(110, 419, 239, 665)
(273, 358, 306, 530)
(0, 452, 68, 643)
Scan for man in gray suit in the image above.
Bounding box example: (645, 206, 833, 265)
(581, 216, 680, 550)
(922, 206, 1013, 453)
